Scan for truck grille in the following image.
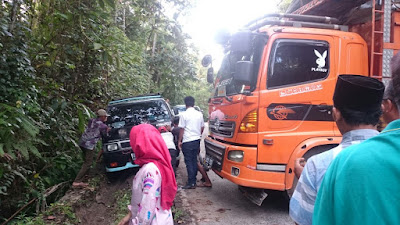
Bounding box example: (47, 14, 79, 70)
(209, 120, 235, 138)
(205, 139, 226, 172)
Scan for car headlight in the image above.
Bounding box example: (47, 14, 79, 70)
(118, 128, 128, 138)
(107, 144, 118, 151)
(228, 150, 244, 162)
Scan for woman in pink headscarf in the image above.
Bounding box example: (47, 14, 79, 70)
(118, 124, 177, 225)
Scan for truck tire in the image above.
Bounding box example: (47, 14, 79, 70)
(286, 144, 338, 199)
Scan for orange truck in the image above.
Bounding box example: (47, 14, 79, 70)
(202, 0, 400, 205)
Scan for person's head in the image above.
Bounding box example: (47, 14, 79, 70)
(333, 75, 385, 134)
(97, 109, 109, 122)
(382, 80, 399, 124)
(184, 96, 195, 108)
(391, 52, 400, 112)
(173, 116, 179, 126)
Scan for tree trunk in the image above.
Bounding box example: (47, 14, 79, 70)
(9, 0, 20, 33)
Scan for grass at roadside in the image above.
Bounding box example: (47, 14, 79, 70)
(10, 201, 79, 225)
(172, 206, 185, 223)
(113, 189, 131, 225)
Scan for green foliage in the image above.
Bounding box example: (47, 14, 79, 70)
(278, 0, 293, 12)
(1, 0, 201, 222)
(0, 103, 42, 159)
(0, 1, 36, 106)
(172, 206, 185, 222)
(12, 202, 79, 225)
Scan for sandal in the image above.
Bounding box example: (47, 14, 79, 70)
(197, 183, 212, 188)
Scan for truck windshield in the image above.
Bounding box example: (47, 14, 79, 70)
(107, 100, 171, 128)
(214, 34, 267, 97)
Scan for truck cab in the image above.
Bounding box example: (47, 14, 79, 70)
(204, 6, 399, 204)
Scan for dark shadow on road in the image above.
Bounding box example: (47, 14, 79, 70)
(261, 190, 290, 211)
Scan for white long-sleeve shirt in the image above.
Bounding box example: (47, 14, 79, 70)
(160, 132, 176, 150)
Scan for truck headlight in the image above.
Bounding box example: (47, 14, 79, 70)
(118, 128, 128, 138)
(107, 144, 118, 151)
(228, 150, 244, 162)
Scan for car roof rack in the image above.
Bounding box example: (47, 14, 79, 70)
(109, 93, 162, 105)
(245, 13, 348, 32)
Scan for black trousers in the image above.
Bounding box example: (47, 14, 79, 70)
(169, 149, 178, 177)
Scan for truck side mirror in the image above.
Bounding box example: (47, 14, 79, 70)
(201, 55, 212, 67)
(233, 61, 254, 85)
(207, 67, 214, 83)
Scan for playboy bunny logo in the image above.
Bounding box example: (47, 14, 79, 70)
(311, 49, 328, 72)
(314, 50, 327, 68)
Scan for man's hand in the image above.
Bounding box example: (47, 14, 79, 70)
(178, 127, 184, 151)
(294, 158, 306, 179)
(178, 141, 182, 151)
(96, 149, 103, 163)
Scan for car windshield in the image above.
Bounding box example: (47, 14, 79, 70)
(175, 106, 186, 114)
(174, 105, 202, 115)
(107, 100, 171, 128)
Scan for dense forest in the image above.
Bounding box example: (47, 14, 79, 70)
(0, 0, 210, 222)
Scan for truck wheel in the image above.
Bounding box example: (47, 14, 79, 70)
(285, 144, 338, 199)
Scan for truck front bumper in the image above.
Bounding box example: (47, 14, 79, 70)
(205, 137, 286, 190)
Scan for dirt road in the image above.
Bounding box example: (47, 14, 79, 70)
(175, 123, 293, 225)
(176, 170, 293, 224)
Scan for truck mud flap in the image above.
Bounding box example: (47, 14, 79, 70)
(238, 186, 268, 206)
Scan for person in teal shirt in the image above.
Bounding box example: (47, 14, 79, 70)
(313, 52, 400, 224)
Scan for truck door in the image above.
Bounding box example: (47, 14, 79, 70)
(257, 34, 337, 165)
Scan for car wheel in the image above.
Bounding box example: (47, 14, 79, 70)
(106, 172, 118, 183)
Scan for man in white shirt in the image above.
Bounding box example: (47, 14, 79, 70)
(178, 96, 204, 189)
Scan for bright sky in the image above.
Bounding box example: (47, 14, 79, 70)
(180, 0, 280, 65)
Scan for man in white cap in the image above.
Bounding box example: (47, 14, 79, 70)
(73, 109, 110, 187)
